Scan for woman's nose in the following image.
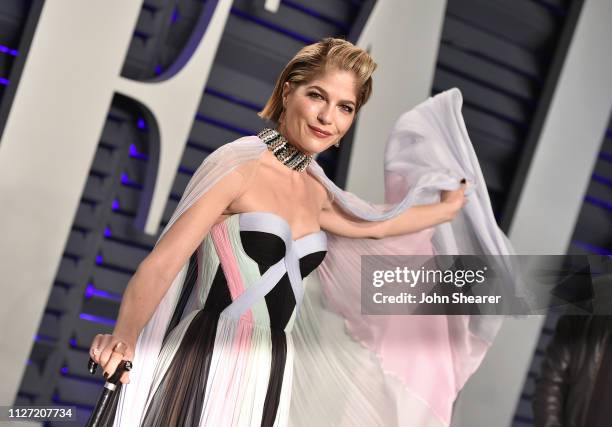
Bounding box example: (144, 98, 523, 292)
(317, 106, 332, 125)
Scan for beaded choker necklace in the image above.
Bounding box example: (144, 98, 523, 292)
(257, 128, 313, 173)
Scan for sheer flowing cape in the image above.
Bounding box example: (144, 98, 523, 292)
(113, 88, 516, 427)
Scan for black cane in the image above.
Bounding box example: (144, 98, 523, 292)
(85, 358, 133, 427)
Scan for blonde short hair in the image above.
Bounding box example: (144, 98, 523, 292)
(258, 37, 377, 123)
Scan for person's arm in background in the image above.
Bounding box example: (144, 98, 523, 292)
(532, 316, 574, 427)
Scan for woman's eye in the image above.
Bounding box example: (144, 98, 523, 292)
(308, 92, 323, 100)
(342, 105, 354, 113)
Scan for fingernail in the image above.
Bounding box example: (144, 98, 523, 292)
(88, 358, 97, 375)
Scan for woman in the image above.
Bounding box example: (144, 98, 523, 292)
(88, 37, 511, 426)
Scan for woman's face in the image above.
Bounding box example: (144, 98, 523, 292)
(278, 68, 358, 155)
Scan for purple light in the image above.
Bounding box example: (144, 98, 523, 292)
(60, 366, 68, 375)
(119, 173, 143, 189)
(592, 173, 612, 188)
(137, 118, 146, 130)
(95, 289, 121, 301)
(194, 113, 253, 136)
(600, 151, 612, 163)
(129, 144, 148, 160)
(0, 44, 18, 56)
(34, 334, 55, 343)
(178, 165, 195, 175)
(112, 199, 120, 210)
(171, 7, 180, 23)
(85, 283, 95, 299)
(204, 88, 262, 111)
(572, 240, 612, 256)
(95, 254, 103, 265)
(0, 78, 9, 86)
(104, 227, 112, 237)
(585, 195, 612, 212)
(282, 0, 349, 31)
(70, 338, 77, 347)
(79, 313, 117, 326)
(133, 30, 149, 40)
(155, 65, 163, 75)
(230, 7, 314, 44)
(85, 283, 122, 302)
(26, 359, 32, 366)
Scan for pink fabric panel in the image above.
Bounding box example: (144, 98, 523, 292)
(386, 159, 491, 408)
(210, 221, 253, 324)
(317, 227, 463, 424)
(209, 221, 255, 413)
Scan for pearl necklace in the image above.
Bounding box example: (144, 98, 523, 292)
(257, 128, 313, 172)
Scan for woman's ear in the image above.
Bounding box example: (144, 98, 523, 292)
(282, 81, 292, 105)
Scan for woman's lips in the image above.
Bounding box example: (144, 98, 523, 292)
(308, 125, 331, 139)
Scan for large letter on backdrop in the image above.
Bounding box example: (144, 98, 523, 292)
(0, 0, 232, 403)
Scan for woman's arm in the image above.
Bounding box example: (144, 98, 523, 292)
(92, 163, 252, 382)
(319, 182, 467, 239)
(112, 167, 247, 342)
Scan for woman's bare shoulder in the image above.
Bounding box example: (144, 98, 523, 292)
(306, 172, 333, 212)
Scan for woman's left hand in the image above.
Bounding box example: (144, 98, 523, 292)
(441, 179, 468, 220)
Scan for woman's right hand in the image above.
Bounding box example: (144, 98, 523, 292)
(89, 334, 135, 384)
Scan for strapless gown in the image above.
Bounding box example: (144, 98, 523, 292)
(110, 90, 516, 427)
(132, 211, 327, 426)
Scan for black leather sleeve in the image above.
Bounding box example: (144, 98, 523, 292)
(532, 316, 574, 427)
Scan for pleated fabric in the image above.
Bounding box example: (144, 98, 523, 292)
(111, 213, 325, 427)
(289, 271, 447, 427)
(110, 88, 521, 427)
